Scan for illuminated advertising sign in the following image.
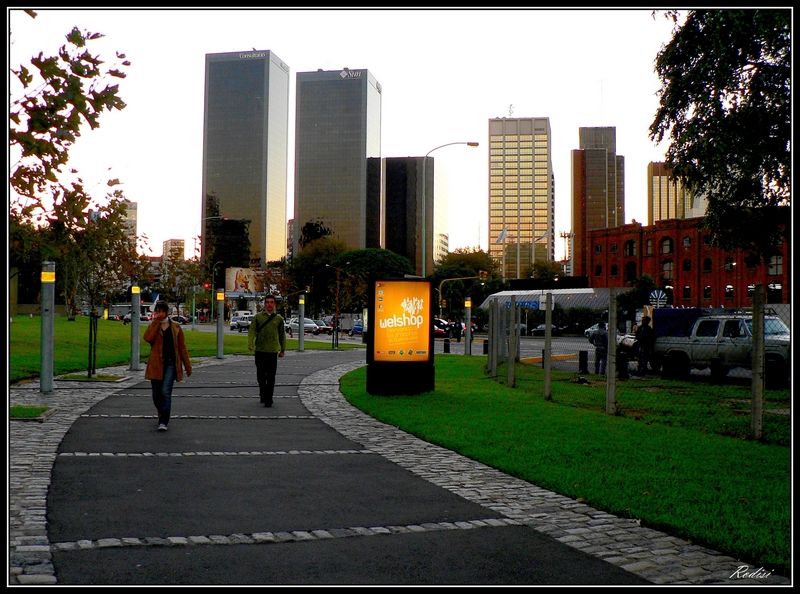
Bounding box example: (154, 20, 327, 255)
(373, 280, 432, 362)
(225, 267, 266, 298)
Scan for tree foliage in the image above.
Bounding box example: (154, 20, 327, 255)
(649, 9, 790, 262)
(9, 13, 135, 313)
(298, 218, 333, 248)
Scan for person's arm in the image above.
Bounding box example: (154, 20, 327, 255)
(177, 327, 192, 377)
(248, 316, 257, 351)
(278, 316, 286, 356)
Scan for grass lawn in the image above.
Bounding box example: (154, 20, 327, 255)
(341, 355, 791, 574)
(9, 315, 363, 383)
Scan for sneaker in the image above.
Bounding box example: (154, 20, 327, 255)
(157, 424, 168, 431)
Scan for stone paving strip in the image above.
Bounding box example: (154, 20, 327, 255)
(297, 361, 789, 586)
(48, 518, 520, 551)
(80, 413, 316, 419)
(57, 449, 373, 457)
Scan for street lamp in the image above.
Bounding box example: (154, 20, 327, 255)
(421, 141, 479, 277)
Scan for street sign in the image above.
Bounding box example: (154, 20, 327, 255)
(649, 289, 667, 307)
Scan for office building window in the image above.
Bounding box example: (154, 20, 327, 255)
(661, 238, 673, 254)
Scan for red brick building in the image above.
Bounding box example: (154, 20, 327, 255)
(588, 217, 790, 308)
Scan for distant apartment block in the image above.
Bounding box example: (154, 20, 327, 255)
(162, 239, 185, 261)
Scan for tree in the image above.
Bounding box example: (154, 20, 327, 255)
(649, 9, 790, 262)
(432, 248, 497, 320)
(10, 13, 132, 313)
(298, 219, 333, 248)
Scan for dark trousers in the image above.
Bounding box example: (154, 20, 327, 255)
(255, 351, 279, 404)
(150, 362, 176, 425)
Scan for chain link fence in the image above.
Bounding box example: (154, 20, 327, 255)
(480, 286, 790, 445)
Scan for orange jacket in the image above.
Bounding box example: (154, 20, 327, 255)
(143, 320, 192, 381)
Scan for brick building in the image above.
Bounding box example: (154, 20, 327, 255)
(588, 217, 790, 308)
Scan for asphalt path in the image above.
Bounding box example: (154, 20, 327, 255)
(46, 349, 648, 585)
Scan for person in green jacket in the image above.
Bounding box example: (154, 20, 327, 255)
(248, 294, 286, 407)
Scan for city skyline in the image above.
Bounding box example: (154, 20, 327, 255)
(8, 8, 678, 261)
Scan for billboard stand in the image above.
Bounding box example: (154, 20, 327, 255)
(366, 279, 434, 395)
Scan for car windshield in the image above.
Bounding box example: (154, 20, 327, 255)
(745, 318, 790, 336)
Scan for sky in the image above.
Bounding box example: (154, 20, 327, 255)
(8, 7, 679, 262)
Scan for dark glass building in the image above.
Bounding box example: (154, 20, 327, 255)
(202, 50, 290, 268)
(293, 68, 382, 254)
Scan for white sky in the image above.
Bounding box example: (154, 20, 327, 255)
(9, 8, 677, 261)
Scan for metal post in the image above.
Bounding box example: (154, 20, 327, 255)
(191, 285, 197, 331)
(130, 284, 141, 371)
(507, 296, 516, 387)
(751, 283, 764, 439)
(465, 297, 472, 356)
(216, 288, 224, 359)
(298, 293, 305, 352)
(40, 262, 56, 394)
(606, 287, 617, 415)
(543, 292, 552, 401)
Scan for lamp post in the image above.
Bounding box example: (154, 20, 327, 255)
(421, 141, 479, 277)
(210, 261, 223, 322)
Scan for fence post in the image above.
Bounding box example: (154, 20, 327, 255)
(606, 287, 617, 415)
(751, 283, 764, 440)
(443, 338, 450, 353)
(507, 297, 516, 388)
(543, 292, 552, 401)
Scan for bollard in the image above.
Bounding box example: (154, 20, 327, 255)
(579, 350, 589, 374)
(443, 338, 450, 353)
(483, 339, 489, 355)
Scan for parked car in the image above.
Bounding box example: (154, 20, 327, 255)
(172, 315, 191, 325)
(288, 317, 320, 335)
(122, 312, 150, 325)
(348, 321, 363, 336)
(432, 318, 451, 338)
(314, 319, 333, 335)
(234, 313, 253, 332)
(584, 323, 602, 339)
(230, 315, 241, 331)
(530, 323, 563, 336)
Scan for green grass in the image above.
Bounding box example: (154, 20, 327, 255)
(341, 355, 790, 574)
(10, 405, 49, 419)
(9, 316, 363, 383)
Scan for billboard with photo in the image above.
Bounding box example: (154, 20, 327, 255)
(225, 267, 266, 298)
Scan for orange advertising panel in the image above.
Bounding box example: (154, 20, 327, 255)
(373, 280, 431, 362)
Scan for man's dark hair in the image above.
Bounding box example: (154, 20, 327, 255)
(154, 300, 170, 313)
(264, 294, 276, 302)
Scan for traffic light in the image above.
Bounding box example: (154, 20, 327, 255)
(478, 270, 489, 280)
(203, 282, 211, 290)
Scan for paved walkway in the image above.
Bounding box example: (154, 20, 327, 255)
(9, 351, 789, 585)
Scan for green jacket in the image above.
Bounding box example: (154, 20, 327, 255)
(248, 312, 286, 353)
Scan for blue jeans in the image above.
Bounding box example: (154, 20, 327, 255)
(151, 362, 176, 426)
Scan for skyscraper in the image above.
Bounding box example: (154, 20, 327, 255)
(201, 50, 290, 269)
(571, 126, 625, 278)
(293, 68, 382, 254)
(647, 161, 707, 224)
(488, 118, 554, 280)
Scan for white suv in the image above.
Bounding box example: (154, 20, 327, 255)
(233, 313, 253, 332)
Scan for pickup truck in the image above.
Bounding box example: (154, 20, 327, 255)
(651, 309, 790, 387)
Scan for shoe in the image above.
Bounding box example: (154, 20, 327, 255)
(157, 424, 168, 431)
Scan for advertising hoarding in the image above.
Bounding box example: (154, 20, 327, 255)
(225, 267, 266, 298)
(373, 280, 432, 362)
(367, 279, 434, 395)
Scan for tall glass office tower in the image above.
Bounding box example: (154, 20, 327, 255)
(488, 117, 554, 280)
(294, 68, 382, 253)
(202, 50, 290, 268)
